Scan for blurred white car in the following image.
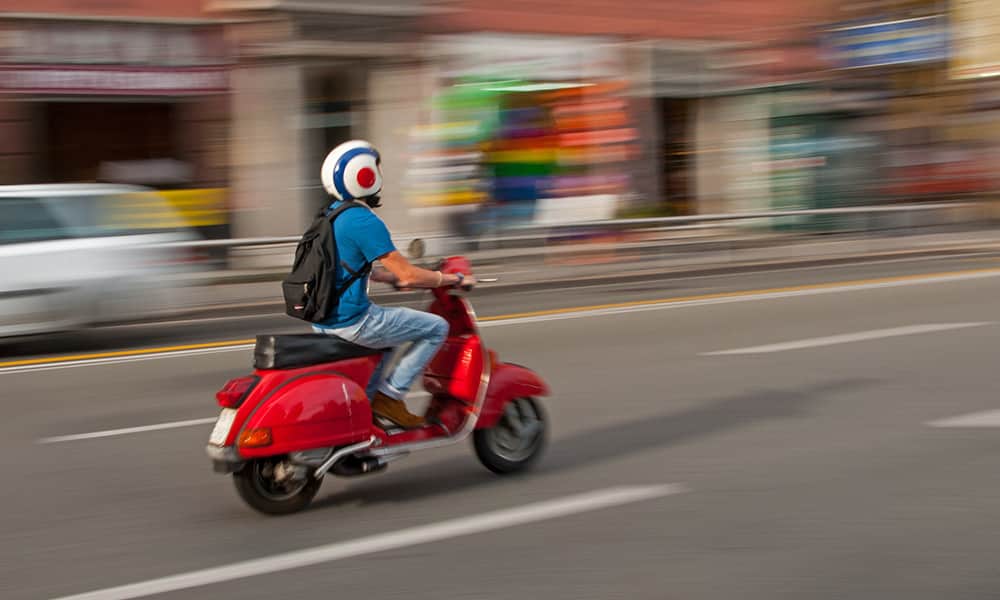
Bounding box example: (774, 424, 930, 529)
(0, 184, 205, 337)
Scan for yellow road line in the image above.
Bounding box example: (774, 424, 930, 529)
(4, 266, 1000, 369)
(0, 339, 254, 369)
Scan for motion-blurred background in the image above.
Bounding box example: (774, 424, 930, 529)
(8, 5, 1000, 599)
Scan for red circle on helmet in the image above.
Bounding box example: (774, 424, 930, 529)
(356, 167, 377, 189)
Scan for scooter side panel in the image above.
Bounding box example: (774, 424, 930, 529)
(475, 362, 550, 429)
(221, 355, 378, 445)
(239, 374, 372, 457)
(236, 357, 378, 458)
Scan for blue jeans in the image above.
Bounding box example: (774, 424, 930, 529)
(314, 304, 449, 401)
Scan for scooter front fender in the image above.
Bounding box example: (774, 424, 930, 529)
(238, 371, 373, 458)
(476, 362, 550, 430)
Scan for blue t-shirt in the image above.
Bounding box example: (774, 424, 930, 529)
(318, 201, 396, 328)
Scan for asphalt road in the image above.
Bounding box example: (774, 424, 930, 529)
(3, 254, 1000, 599)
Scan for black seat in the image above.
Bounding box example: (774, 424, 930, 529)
(254, 334, 386, 370)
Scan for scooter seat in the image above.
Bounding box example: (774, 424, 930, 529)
(254, 334, 387, 370)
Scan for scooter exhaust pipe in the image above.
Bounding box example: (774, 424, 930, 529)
(313, 436, 376, 479)
(328, 449, 411, 477)
(329, 455, 387, 477)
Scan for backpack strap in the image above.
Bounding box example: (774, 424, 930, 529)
(335, 260, 372, 296)
(325, 202, 374, 297)
(324, 201, 363, 221)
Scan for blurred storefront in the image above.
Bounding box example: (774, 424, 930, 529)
(819, 4, 997, 211)
(407, 36, 811, 232)
(417, 0, 841, 233)
(948, 0, 1000, 207)
(646, 40, 855, 223)
(210, 0, 848, 239)
(405, 37, 838, 233)
(210, 0, 431, 243)
(764, 89, 883, 230)
(0, 15, 232, 236)
(650, 42, 758, 218)
(405, 34, 637, 236)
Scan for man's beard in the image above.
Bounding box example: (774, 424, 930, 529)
(363, 195, 382, 209)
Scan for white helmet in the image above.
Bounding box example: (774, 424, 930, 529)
(320, 140, 383, 201)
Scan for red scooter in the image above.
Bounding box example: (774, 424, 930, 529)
(206, 255, 549, 515)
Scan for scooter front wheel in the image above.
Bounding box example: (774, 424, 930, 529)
(474, 397, 547, 474)
(233, 457, 322, 515)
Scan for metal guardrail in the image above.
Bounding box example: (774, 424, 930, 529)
(513, 201, 977, 230)
(160, 201, 982, 251)
(162, 236, 301, 249)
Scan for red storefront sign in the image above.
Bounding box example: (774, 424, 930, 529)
(0, 65, 228, 95)
(0, 21, 231, 95)
(0, 0, 209, 20)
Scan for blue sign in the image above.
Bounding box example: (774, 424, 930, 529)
(824, 15, 949, 69)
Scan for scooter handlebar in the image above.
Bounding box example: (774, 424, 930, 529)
(458, 276, 498, 291)
(392, 277, 496, 293)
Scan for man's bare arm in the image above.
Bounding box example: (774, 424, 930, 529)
(370, 265, 397, 285)
(378, 251, 464, 288)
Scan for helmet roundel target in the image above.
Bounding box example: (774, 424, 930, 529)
(321, 140, 383, 201)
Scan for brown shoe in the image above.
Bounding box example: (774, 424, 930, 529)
(372, 392, 426, 429)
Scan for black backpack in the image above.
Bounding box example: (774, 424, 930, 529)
(281, 203, 371, 323)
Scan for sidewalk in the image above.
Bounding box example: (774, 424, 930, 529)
(148, 226, 1000, 320)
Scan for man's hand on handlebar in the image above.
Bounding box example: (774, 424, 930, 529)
(454, 274, 477, 291)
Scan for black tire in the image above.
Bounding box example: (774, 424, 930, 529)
(474, 397, 547, 474)
(233, 458, 322, 515)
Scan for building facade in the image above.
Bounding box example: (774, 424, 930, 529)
(0, 0, 233, 234)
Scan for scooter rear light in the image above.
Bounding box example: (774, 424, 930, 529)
(238, 428, 272, 448)
(216, 376, 259, 408)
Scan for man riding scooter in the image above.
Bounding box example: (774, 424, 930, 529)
(312, 140, 474, 429)
(210, 140, 547, 515)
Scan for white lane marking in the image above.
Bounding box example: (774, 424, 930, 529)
(53, 484, 687, 600)
(7, 268, 1000, 376)
(38, 418, 219, 444)
(927, 409, 1000, 428)
(701, 322, 994, 356)
(37, 392, 432, 444)
(481, 270, 1000, 327)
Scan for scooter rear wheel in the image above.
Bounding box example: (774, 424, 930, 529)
(233, 457, 322, 515)
(474, 397, 547, 474)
